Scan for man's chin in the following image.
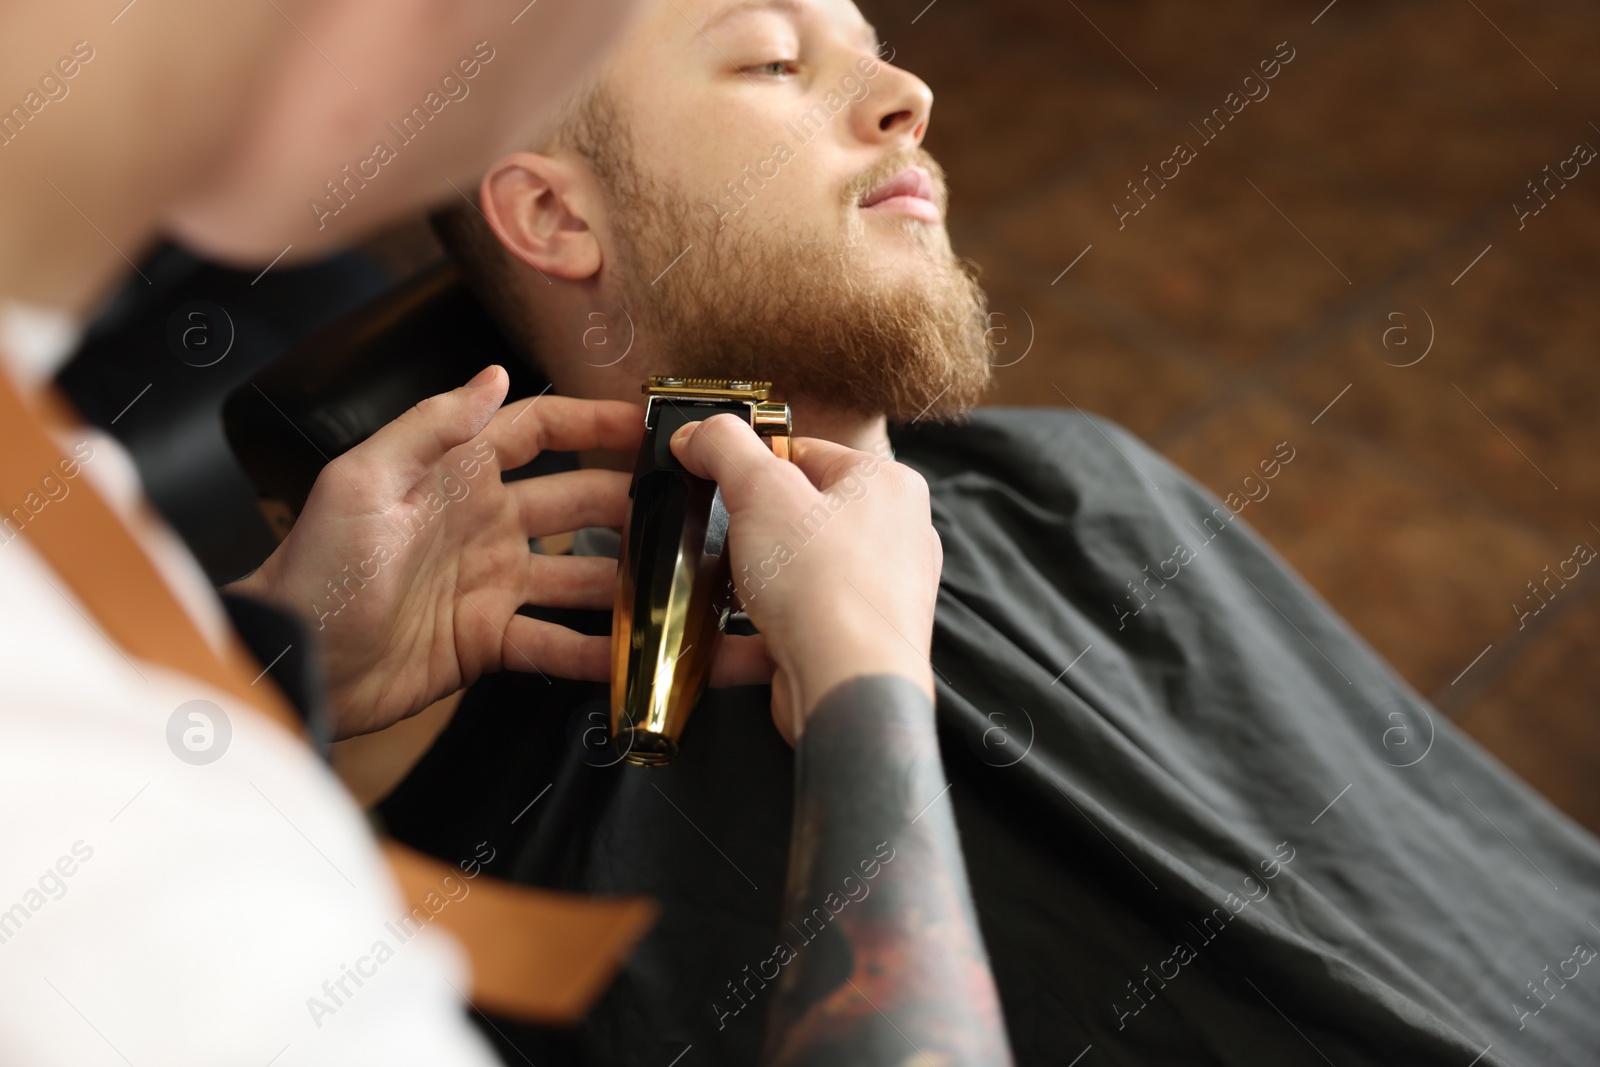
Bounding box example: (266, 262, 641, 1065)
(858, 197, 945, 225)
(858, 221, 956, 270)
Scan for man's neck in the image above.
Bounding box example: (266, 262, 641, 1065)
(789, 405, 890, 455)
(575, 400, 889, 473)
(545, 350, 890, 466)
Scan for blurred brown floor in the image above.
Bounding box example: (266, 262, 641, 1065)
(861, 0, 1600, 830)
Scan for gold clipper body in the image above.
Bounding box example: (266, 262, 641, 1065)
(610, 377, 792, 766)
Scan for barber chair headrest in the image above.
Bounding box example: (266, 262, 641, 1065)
(224, 262, 547, 538)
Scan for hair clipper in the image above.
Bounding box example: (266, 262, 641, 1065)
(611, 377, 792, 766)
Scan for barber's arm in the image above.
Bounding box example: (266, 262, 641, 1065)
(671, 416, 1015, 1067)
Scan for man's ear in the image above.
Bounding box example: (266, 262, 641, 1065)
(478, 152, 601, 281)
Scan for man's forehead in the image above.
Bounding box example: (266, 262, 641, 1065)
(642, 0, 876, 50)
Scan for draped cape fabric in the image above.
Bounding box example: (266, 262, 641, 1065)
(383, 409, 1600, 1067)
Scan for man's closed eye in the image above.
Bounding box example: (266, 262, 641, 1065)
(743, 59, 799, 77)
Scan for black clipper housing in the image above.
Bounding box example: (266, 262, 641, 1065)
(610, 377, 792, 766)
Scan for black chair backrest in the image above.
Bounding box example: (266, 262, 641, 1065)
(224, 263, 547, 537)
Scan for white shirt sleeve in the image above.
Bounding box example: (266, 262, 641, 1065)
(0, 535, 502, 1066)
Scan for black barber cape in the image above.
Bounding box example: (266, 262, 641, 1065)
(382, 409, 1600, 1067)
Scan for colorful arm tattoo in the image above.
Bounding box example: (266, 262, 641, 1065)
(759, 674, 1014, 1066)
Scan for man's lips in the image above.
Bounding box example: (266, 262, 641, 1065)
(858, 165, 940, 222)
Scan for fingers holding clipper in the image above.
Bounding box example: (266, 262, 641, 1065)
(668, 413, 804, 510)
(512, 467, 632, 539)
(709, 633, 776, 689)
(354, 364, 509, 493)
(487, 393, 644, 472)
(523, 553, 617, 612)
(501, 616, 611, 682)
(788, 436, 886, 495)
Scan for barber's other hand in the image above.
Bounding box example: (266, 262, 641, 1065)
(671, 413, 940, 744)
(230, 367, 642, 739)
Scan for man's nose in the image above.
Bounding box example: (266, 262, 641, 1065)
(854, 60, 933, 146)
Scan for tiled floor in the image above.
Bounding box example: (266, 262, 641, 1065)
(865, 0, 1600, 829)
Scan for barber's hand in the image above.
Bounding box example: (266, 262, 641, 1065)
(230, 366, 642, 739)
(672, 414, 940, 744)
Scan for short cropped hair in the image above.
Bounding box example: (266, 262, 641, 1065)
(430, 82, 620, 363)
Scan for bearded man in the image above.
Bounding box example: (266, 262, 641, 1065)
(382, 0, 1600, 1064)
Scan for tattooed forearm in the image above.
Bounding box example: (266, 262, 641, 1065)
(759, 674, 1013, 1067)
